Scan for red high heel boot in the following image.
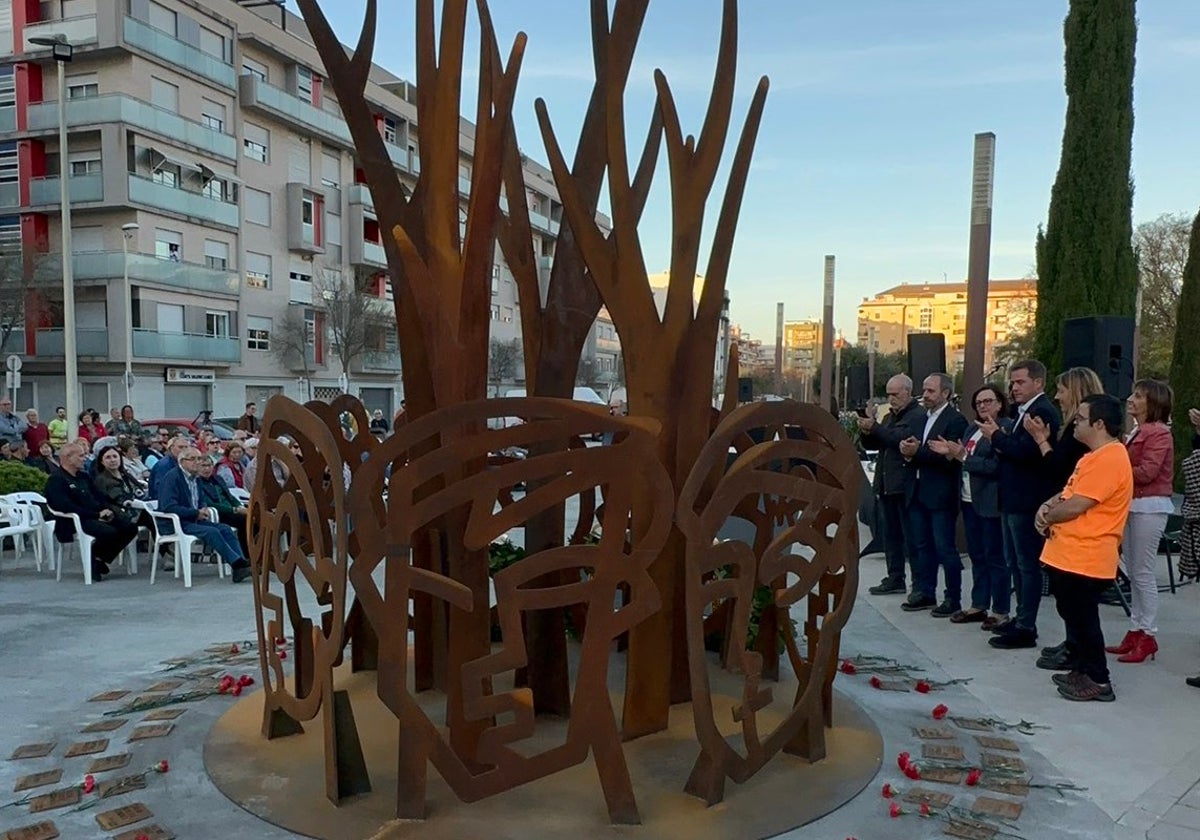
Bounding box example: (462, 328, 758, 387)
(1105, 629, 1142, 655)
(1118, 633, 1158, 663)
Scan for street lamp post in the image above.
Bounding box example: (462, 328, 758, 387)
(121, 223, 139, 406)
(30, 35, 76, 440)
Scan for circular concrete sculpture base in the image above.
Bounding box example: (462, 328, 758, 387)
(205, 663, 882, 840)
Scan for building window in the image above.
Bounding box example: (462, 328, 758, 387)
(243, 122, 269, 163)
(243, 187, 271, 226)
(206, 311, 230, 339)
(245, 251, 271, 289)
(151, 165, 179, 188)
(383, 117, 397, 144)
(66, 74, 98, 99)
(68, 156, 101, 176)
(490, 304, 500, 321)
(201, 98, 226, 133)
(147, 1, 177, 36)
(242, 58, 268, 82)
(154, 228, 182, 262)
(201, 176, 226, 202)
(303, 309, 316, 345)
(150, 77, 179, 113)
(199, 27, 228, 63)
(203, 240, 229, 271)
(289, 269, 312, 285)
(247, 316, 271, 351)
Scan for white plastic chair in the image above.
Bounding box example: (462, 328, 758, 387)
(4, 492, 56, 572)
(135, 500, 222, 588)
(46, 506, 99, 585)
(229, 487, 251, 505)
(0, 499, 44, 571)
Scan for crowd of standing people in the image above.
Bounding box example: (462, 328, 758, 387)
(859, 358, 1189, 703)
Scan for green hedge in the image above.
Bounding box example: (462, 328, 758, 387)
(0, 461, 48, 496)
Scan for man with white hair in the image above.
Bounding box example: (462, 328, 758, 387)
(0, 397, 27, 445)
(44, 440, 137, 581)
(157, 446, 251, 583)
(148, 435, 190, 499)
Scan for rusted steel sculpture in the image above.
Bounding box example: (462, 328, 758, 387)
(677, 401, 863, 804)
(346, 398, 673, 823)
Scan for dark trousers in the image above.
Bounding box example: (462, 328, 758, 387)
(216, 510, 249, 561)
(963, 503, 1010, 614)
(181, 521, 245, 566)
(879, 493, 915, 585)
(1002, 512, 1045, 632)
(1047, 566, 1110, 684)
(908, 498, 962, 603)
(79, 519, 138, 565)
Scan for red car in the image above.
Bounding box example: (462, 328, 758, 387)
(141, 414, 237, 441)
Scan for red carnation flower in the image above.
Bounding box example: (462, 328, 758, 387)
(897, 751, 910, 770)
(869, 676, 882, 689)
(155, 760, 169, 773)
(231, 684, 243, 697)
(275, 636, 287, 646)
(882, 782, 895, 798)
(966, 768, 982, 786)
(237, 674, 254, 687)
(920, 803, 931, 817)
(931, 703, 949, 720)
(889, 801, 902, 818)
(903, 763, 922, 780)
(229, 643, 239, 655)
(82, 774, 95, 794)
(914, 680, 931, 694)
(839, 659, 857, 675)
(278, 650, 288, 660)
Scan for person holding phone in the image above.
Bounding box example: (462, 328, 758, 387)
(978, 359, 1062, 650)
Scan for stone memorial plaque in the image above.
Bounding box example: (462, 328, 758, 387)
(160, 657, 192, 667)
(975, 735, 1021, 753)
(981, 753, 1026, 774)
(944, 818, 997, 840)
(979, 777, 1030, 797)
(1, 821, 59, 840)
(94, 803, 152, 831)
(123, 695, 163, 710)
(142, 709, 185, 722)
(951, 717, 995, 732)
(13, 770, 63, 793)
(914, 726, 955, 740)
(128, 724, 174, 742)
(114, 826, 174, 840)
(972, 795, 1024, 820)
(875, 679, 910, 691)
(9, 743, 55, 760)
(63, 739, 108, 758)
(86, 754, 132, 774)
(186, 667, 221, 678)
(205, 644, 234, 653)
(28, 787, 81, 813)
(903, 786, 954, 809)
(88, 690, 130, 703)
(144, 680, 184, 693)
(80, 718, 128, 734)
(922, 743, 965, 762)
(920, 767, 966, 785)
(97, 774, 147, 799)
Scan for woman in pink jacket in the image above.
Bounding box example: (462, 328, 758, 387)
(1107, 380, 1175, 664)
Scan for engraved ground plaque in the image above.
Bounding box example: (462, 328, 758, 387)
(903, 786, 955, 808)
(13, 770, 62, 793)
(922, 743, 965, 762)
(979, 777, 1030, 797)
(914, 726, 956, 740)
(27, 787, 81, 814)
(944, 818, 998, 840)
(142, 709, 185, 722)
(980, 753, 1026, 774)
(875, 679, 910, 691)
(86, 754, 132, 774)
(128, 724, 174, 742)
(972, 795, 1024, 820)
(96, 774, 147, 799)
(94, 803, 152, 831)
(1, 821, 59, 840)
(920, 767, 967, 785)
(975, 735, 1021, 753)
(9, 743, 55, 760)
(186, 667, 221, 679)
(63, 739, 108, 758)
(114, 826, 174, 840)
(88, 690, 130, 703)
(144, 681, 184, 693)
(80, 718, 128, 734)
(950, 717, 995, 732)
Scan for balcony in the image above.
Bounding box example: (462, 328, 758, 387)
(133, 329, 240, 364)
(383, 140, 414, 173)
(23, 15, 98, 52)
(32, 251, 238, 296)
(289, 277, 313, 304)
(29, 173, 104, 206)
(27, 94, 236, 160)
(348, 238, 387, 268)
(359, 350, 401, 372)
(0, 183, 18, 209)
(239, 73, 352, 149)
(35, 328, 109, 357)
(346, 183, 374, 210)
(1, 329, 26, 356)
(123, 17, 235, 89)
(128, 174, 239, 228)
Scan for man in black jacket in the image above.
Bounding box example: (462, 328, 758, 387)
(45, 440, 138, 581)
(858, 374, 926, 596)
(900, 373, 969, 614)
(979, 359, 1062, 649)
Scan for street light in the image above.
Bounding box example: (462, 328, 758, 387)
(121, 222, 139, 406)
(29, 34, 77, 440)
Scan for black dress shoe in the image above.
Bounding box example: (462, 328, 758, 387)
(900, 594, 937, 612)
(231, 562, 252, 584)
(1036, 649, 1077, 671)
(989, 627, 1038, 649)
(930, 600, 962, 618)
(90, 560, 106, 581)
(869, 578, 907, 595)
(989, 618, 1017, 635)
(1041, 641, 1066, 657)
(1186, 675, 1200, 688)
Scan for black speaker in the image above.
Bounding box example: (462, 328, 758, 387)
(737, 376, 753, 404)
(1062, 316, 1135, 399)
(907, 333, 947, 387)
(847, 365, 870, 406)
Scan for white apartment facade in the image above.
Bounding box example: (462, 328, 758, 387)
(0, 0, 566, 421)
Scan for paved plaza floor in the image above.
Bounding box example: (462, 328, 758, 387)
(0, 538, 1197, 839)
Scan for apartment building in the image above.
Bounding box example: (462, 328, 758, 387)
(0, 0, 566, 421)
(783, 318, 822, 374)
(856, 279, 1037, 373)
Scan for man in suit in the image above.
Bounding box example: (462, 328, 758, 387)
(148, 435, 190, 500)
(44, 440, 137, 581)
(858, 374, 926, 596)
(899, 373, 969, 614)
(979, 359, 1062, 649)
(157, 446, 251, 583)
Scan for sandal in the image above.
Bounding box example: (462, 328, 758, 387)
(950, 608, 986, 624)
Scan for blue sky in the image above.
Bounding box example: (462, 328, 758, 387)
(292, 1, 1200, 343)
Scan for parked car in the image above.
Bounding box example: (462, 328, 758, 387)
(495, 387, 609, 437)
(141, 412, 236, 442)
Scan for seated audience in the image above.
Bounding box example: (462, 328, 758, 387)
(44, 440, 138, 581)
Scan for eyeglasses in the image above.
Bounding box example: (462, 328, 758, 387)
(974, 397, 998, 407)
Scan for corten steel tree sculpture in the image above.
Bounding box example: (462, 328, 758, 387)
(492, 0, 662, 716)
(247, 395, 378, 803)
(536, 0, 770, 738)
(676, 400, 863, 804)
(346, 398, 674, 823)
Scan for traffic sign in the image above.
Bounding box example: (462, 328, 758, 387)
(5, 353, 20, 372)
(5, 370, 19, 390)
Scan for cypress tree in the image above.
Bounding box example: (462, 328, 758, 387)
(1034, 0, 1138, 374)
(1168, 208, 1200, 485)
